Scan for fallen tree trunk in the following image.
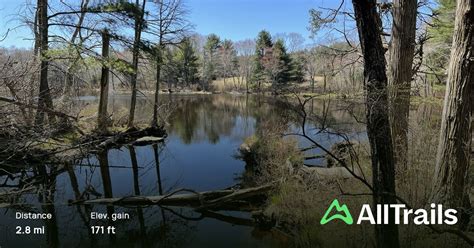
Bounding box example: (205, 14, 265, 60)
(97, 127, 167, 150)
(132, 136, 165, 146)
(94, 127, 166, 149)
(70, 183, 275, 207)
(0, 96, 77, 120)
(199, 183, 274, 209)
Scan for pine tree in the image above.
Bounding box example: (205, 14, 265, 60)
(255, 30, 273, 56)
(289, 53, 305, 83)
(251, 30, 301, 92)
(251, 30, 273, 91)
(270, 39, 291, 86)
(162, 47, 179, 90)
(203, 34, 221, 82)
(429, 0, 456, 43)
(425, 0, 456, 83)
(176, 38, 199, 86)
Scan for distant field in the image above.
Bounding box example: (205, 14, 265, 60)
(211, 76, 326, 92)
(211, 77, 247, 92)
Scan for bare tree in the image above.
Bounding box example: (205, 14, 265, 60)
(61, 0, 91, 101)
(148, 0, 191, 127)
(272, 32, 305, 53)
(235, 39, 255, 93)
(287, 32, 305, 53)
(128, 0, 147, 128)
(218, 39, 237, 85)
(303, 48, 317, 93)
(97, 29, 110, 132)
(35, 0, 55, 126)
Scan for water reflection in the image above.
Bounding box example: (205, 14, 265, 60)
(0, 94, 366, 247)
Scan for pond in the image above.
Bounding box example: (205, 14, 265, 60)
(0, 94, 366, 247)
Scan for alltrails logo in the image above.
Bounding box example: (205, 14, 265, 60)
(320, 199, 353, 225)
(320, 199, 458, 225)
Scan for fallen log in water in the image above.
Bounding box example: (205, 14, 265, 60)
(131, 136, 165, 146)
(74, 127, 165, 148)
(69, 183, 275, 208)
(199, 183, 274, 209)
(95, 127, 167, 149)
(0, 126, 167, 168)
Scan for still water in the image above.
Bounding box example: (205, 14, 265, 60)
(0, 94, 365, 247)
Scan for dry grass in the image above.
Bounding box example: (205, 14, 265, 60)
(246, 105, 471, 248)
(211, 77, 248, 92)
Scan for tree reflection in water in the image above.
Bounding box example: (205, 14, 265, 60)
(0, 95, 373, 247)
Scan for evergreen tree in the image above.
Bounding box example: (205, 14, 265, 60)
(426, 0, 456, 83)
(203, 34, 221, 82)
(251, 30, 273, 91)
(289, 53, 305, 83)
(175, 38, 199, 86)
(429, 0, 456, 43)
(255, 30, 273, 56)
(251, 31, 302, 91)
(270, 39, 291, 86)
(162, 46, 179, 89)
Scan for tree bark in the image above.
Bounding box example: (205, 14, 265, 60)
(389, 0, 417, 170)
(35, 0, 55, 126)
(128, 0, 147, 128)
(351, 0, 399, 247)
(97, 30, 110, 132)
(430, 0, 473, 208)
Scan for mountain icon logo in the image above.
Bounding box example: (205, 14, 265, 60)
(320, 199, 353, 225)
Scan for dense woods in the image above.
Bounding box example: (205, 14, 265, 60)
(0, 0, 472, 247)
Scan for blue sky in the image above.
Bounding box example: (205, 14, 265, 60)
(187, 0, 316, 40)
(0, 0, 346, 48)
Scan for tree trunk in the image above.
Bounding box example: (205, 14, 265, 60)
(389, 0, 417, 170)
(72, 183, 274, 206)
(351, 0, 399, 247)
(35, 0, 55, 126)
(63, 72, 74, 100)
(153, 144, 164, 195)
(128, 0, 147, 128)
(323, 73, 327, 92)
(430, 0, 473, 208)
(97, 30, 110, 132)
(152, 47, 162, 127)
(245, 74, 249, 93)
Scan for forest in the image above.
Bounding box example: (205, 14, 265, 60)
(0, 0, 472, 247)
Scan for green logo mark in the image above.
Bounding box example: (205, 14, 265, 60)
(320, 199, 353, 225)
